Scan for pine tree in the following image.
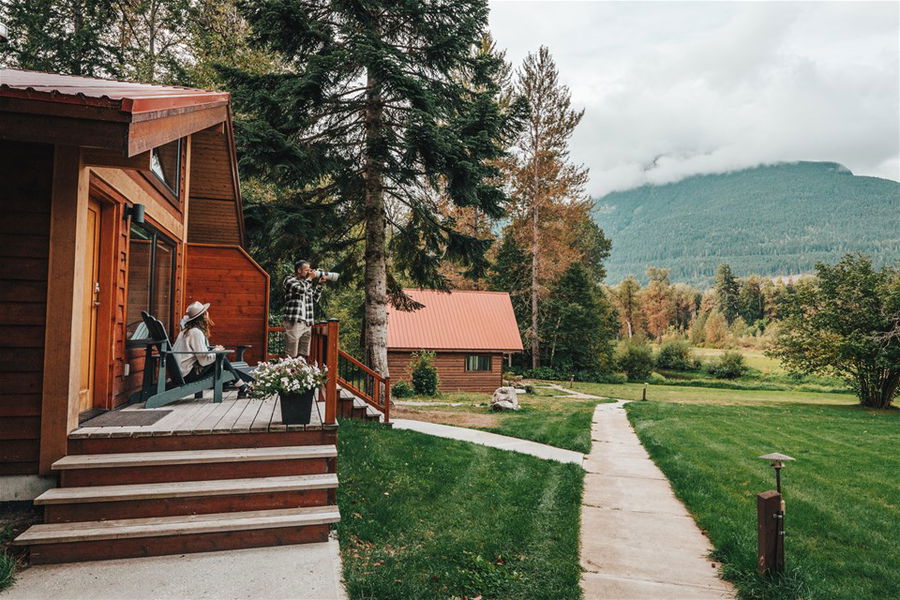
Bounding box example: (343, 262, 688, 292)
(715, 263, 740, 324)
(542, 262, 616, 371)
(224, 1, 523, 375)
(1, 0, 119, 76)
(490, 231, 532, 358)
(503, 46, 590, 368)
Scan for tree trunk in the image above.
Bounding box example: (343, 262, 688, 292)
(531, 198, 540, 369)
(363, 70, 389, 377)
(857, 369, 898, 409)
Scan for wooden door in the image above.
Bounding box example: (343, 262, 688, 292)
(78, 199, 102, 413)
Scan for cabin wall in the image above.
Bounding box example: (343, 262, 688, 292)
(388, 351, 503, 393)
(0, 141, 53, 476)
(184, 244, 269, 366)
(187, 127, 242, 245)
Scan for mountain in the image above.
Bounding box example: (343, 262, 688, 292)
(593, 162, 900, 287)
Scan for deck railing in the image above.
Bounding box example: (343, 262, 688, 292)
(266, 319, 390, 424)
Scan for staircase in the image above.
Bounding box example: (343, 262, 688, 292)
(15, 437, 340, 564)
(336, 387, 384, 423)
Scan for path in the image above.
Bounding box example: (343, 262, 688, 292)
(1, 537, 347, 600)
(540, 382, 606, 400)
(391, 419, 584, 465)
(580, 401, 735, 599)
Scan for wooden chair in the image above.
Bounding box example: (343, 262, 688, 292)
(137, 311, 249, 408)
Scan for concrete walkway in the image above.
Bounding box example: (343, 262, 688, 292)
(391, 419, 584, 465)
(580, 401, 735, 599)
(1, 538, 347, 600)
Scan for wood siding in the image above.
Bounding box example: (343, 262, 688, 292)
(0, 141, 53, 475)
(184, 244, 268, 366)
(388, 351, 503, 394)
(187, 127, 242, 245)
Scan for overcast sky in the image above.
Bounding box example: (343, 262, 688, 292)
(489, 1, 900, 197)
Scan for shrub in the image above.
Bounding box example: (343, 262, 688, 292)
(656, 340, 697, 371)
(391, 380, 415, 398)
(705, 351, 748, 379)
(410, 351, 440, 396)
(616, 340, 655, 381)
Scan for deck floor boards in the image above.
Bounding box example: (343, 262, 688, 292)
(72, 389, 329, 439)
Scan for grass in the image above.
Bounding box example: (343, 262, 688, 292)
(569, 380, 857, 407)
(0, 505, 40, 593)
(690, 347, 786, 373)
(337, 419, 584, 600)
(625, 401, 899, 600)
(393, 388, 609, 453)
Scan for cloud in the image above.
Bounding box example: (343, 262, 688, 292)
(489, 1, 900, 196)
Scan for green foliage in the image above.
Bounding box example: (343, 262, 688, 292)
(769, 254, 900, 408)
(715, 263, 740, 324)
(0, 551, 14, 592)
(596, 162, 900, 286)
(615, 339, 655, 381)
(0, 0, 120, 76)
(704, 350, 747, 379)
(542, 262, 617, 372)
(656, 340, 697, 371)
(410, 352, 440, 397)
(337, 420, 583, 599)
(390, 380, 414, 399)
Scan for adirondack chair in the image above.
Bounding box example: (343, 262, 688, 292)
(137, 311, 251, 408)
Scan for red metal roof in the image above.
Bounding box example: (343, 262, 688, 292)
(387, 289, 524, 352)
(0, 68, 229, 117)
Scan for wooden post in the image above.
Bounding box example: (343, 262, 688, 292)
(383, 376, 390, 424)
(757, 490, 784, 574)
(324, 319, 339, 425)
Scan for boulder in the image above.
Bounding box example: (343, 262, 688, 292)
(491, 386, 520, 411)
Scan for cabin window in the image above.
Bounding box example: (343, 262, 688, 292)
(126, 222, 176, 336)
(150, 138, 182, 197)
(465, 355, 491, 372)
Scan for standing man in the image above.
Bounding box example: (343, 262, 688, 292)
(283, 260, 325, 359)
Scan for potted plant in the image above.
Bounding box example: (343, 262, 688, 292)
(250, 356, 328, 424)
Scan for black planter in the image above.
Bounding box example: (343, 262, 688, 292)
(279, 389, 316, 425)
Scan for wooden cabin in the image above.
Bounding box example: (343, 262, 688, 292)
(387, 289, 524, 393)
(0, 69, 347, 564)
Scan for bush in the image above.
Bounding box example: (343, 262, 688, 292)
(410, 351, 440, 396)
(705, 351, 748, 379)
(656, 340, 697, 371)
(391, 380, 415, 398)
(616, 340, 655, 381)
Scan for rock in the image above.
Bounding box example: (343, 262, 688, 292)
(491, 386, 520, 411)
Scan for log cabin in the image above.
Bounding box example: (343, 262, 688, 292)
(387, 289, 524, 393)
(0, 69, 351, 563)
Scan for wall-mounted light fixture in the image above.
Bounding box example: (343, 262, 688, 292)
(124, 203, 145, 224)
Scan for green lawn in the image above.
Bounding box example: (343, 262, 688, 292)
(626, 401, 899, 600)
(337, 420, 584, 600)
(394, 389, 609, 453)
(569, 380, 857, 407)
(690, 347, 785, 373)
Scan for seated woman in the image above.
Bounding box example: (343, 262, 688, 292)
(172, 301, 253, 398)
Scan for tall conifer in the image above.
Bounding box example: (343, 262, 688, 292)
(225, 1, 522, 374)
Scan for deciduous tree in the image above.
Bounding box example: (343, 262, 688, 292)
(769, 254, 900, 409)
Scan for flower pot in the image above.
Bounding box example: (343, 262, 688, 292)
(279, 388, 316, 425)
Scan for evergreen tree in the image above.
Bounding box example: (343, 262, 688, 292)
(715, 263, 740, 324)
(225, 0, 523, 375)
(503, 46, 589, 368)
(490, 231, 531, 362)
(1, 0, 119, 76)
(542, 262, 616, 372)
(738, 275, 766, 325)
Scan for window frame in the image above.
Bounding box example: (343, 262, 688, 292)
(464, 354, 492, 372)
(126, 220, 178, 336)
(149, 138, 183, 199)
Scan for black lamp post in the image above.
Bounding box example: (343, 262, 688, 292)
(756, 452, 796, 574)
(758, 452, 795, 494)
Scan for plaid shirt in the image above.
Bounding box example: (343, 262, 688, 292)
(282, 275, 322, 325)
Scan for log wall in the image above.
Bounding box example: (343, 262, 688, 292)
(0, 141, 53, 475)
(388, 351, 503, 394)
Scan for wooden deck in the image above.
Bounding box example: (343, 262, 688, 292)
(71, 390, 332, 439)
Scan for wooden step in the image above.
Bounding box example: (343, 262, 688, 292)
(53, 445, 336, 470)
(36, 473, 338, 505)
(15, 505, 340, 545)
(16, 506, 340, 564)
(54, 445, 338, 486)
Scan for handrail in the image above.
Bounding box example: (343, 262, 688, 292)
(266, 319, 390, 424)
